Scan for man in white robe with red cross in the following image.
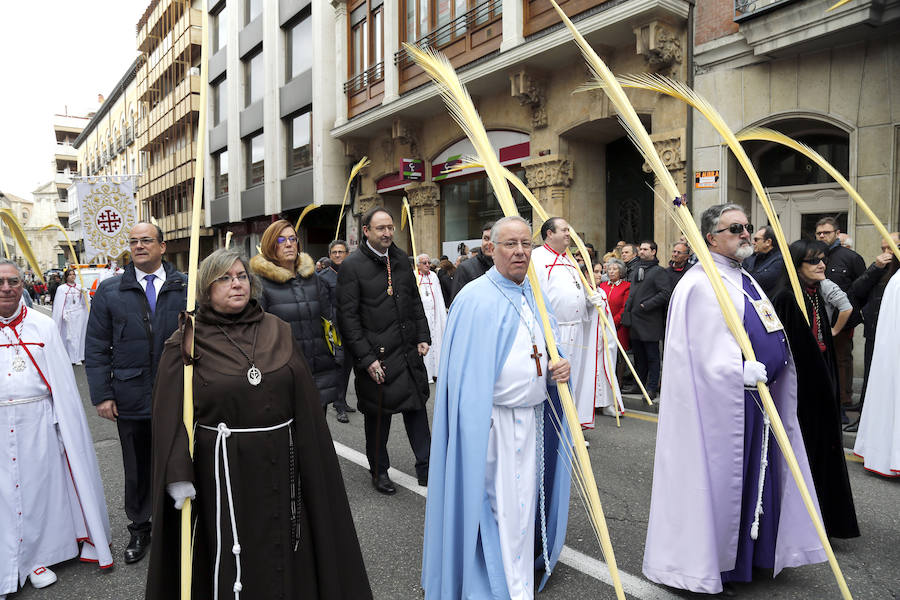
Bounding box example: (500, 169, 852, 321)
(0, 259, 112, 598)
(532, 217, 620, 430)
(417, 253, 447, 381)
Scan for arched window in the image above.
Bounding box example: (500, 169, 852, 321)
(749, 118, 849, 188)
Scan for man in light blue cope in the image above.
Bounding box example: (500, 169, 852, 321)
(422, 216, 572, 600)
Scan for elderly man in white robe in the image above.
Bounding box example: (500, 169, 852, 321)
(531, 217, 618, 430)
(422, 216, 573, 600)
(0, 259, 112, 599)
(416, 253, 446, 381)
(51, 267, 90, 365)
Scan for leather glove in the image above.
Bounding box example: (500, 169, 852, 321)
(167, 481, 197, 510)
(588, 289, 607, 309)
(743, 360, 768, 388)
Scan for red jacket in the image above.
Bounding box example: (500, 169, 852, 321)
(600, 280, 631, 350)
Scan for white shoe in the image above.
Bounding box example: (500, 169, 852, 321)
(602, 405, 618, 417)
(29, 566, 57, 589)
(584, 440, 591, 448)
(73, 360, 83, 366)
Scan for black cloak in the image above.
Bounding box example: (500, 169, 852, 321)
(771, 288, 860, 539)
(145, 301, 372, 599)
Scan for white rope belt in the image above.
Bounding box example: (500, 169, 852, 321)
(1, 394, 50, 407)
(198, 419, 294, 600)
(556, 319, 582, 326)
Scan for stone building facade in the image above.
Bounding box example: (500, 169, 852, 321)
(692, 0, 900, 261)
(330, 0, 692, 258)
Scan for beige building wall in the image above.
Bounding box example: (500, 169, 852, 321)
(337, 7, 691, 259)
(693, 37, 900, 264)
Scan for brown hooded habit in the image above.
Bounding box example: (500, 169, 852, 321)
(145, 300, 371, 599)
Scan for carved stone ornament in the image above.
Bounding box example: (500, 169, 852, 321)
(406, 182, 439, 217)
(523, 156, 573, 189)
(634, 22, 683, 74)
(392, 119, 421, 157)
(510, 70, 547, 129)
(354, 193, 383, 217)
(641, 131, 686, 174)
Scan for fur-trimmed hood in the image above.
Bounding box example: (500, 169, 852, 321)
(250, 252, 315, 283)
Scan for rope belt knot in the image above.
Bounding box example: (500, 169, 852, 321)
(198, 418, 294, 600)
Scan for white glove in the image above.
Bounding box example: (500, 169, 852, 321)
(588, 289, 607, 310)
(743, 360, 768, 388)
(167, 481, 197, 510)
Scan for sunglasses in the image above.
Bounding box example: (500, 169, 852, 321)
(714, 223, 754, 235)
(801, 257, 825, 265)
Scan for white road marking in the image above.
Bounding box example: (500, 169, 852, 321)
(333, 440, 679, 600)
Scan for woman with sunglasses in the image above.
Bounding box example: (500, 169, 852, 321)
(770, 239, 859, 539)
(250, 220, 347, 422)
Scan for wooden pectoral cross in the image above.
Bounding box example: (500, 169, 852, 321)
(531, 344, 543, 376)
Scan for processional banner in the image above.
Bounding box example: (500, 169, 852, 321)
(77, 178, 137, 262)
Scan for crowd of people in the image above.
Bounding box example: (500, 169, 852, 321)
(1, 203, 896, 599)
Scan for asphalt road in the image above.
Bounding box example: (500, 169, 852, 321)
(8, 341, 899, 599)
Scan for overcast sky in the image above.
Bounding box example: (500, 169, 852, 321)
(0, 1, 149, 199)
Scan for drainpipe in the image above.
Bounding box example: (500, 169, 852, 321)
(685, 1, 695, 207)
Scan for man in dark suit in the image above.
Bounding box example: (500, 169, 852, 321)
(85, 222, 187, 564)
(623, 240, 671, 399)
(337, 207, 432, 494)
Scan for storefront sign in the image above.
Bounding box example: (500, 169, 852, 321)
(695, 170, 720, 189)
(401, 158, 424, 179)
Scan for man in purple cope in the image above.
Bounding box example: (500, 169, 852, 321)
(642, 204, 826, 595)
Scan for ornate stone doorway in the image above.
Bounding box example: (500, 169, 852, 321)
(606, 136, 654, 246)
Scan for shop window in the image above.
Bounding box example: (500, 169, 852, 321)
(441, 169, 532, 242)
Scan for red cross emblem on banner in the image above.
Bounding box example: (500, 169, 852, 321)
(96, 207, 123, 235)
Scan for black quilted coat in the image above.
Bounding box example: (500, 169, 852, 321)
(336, 242, 430, 415)
(251, 252, 339, 407)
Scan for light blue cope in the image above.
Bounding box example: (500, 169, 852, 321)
(421, 267, 573, 599)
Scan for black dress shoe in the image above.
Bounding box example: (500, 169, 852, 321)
(843, 419, 859, 433)
(372, 473, 396, 495)
(124, 533, 150, 564)
(336, 409, 349, 424)
(417, 473, 428, 487)
(343, 404, 357, 413)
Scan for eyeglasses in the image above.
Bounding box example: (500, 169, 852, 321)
(496, 240, 533, 250)
(276, 236, 298, 245)
(330, 249, 347, 255)
(714, 223, 754, 235)
(367, 225, 395, 233)
(801, 257, 825, 265)
(815, 229, 836, 237)
(213, 273, 250, 285)
(129, 237, 158, 247)
(0, 277, 22, 288)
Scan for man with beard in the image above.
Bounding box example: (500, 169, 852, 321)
(643, 204, 825, 594)
(622, 240, 671, 399)
(815, 217, 865, 411)
(450, 221, 494, 302)
(318, 239, 357, 418)
(337, 208, 431, 493)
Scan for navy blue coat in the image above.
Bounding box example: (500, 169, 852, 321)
(85, 262, 187, 419)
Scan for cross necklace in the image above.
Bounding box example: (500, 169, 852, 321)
(216, 323, 262, 386)
(488, 276, 544, 376)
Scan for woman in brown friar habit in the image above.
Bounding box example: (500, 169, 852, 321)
(145, 248, 372, 599)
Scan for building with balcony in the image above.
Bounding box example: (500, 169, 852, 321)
(692, 0, 900, 259)
(52, 111, 91, 228)
(330, 0, 692, 257)
(73, 60, 142, 260)
(0, 190, 29, 266)
(137, 0, 215, 269)
(203, 0, 344, 259)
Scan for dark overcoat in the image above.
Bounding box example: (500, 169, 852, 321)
(336, 242, 430, 414)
